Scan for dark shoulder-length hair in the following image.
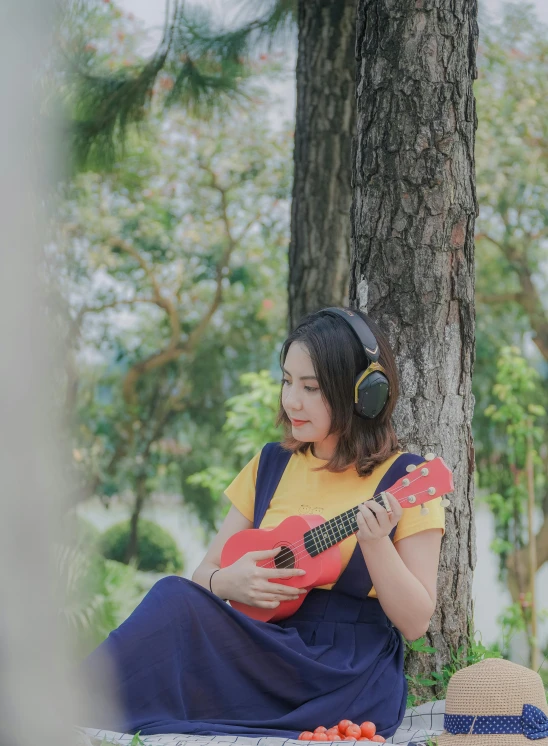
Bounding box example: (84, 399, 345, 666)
(275, 307, 404, 477)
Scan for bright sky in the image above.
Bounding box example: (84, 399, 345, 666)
(118, 0, 548, 48)
(117, 0, 548, 130)
(119, 0, 548, 30)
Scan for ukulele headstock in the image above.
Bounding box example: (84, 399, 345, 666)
(392, 454, 454, 512)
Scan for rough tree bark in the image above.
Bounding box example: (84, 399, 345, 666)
(351, 0, 479, 699)
(288, 0, 357, 331)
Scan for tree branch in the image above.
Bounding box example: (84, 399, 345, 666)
(506, 514, 548, 601)
(476, 292, 524, 305)
(476, 234, 548, 361)
(117, 178, 240, 404)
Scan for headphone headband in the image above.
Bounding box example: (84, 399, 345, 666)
(321, 307, 380, 363)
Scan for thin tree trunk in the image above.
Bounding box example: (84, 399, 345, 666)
(526, 430, 539, 671)
(351, 0, 479, 699)
(125, 472, 147, 564)
(288, 0, 357, 331)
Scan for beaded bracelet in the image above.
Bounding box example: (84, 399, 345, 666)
(209, 568, 221, 593)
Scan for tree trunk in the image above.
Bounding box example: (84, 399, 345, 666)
(288, 0, 357, 331)
(351, 0, 479, 700)
(125, 472, 147, 565)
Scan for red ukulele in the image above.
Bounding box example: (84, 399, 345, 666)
(221, 454, 453, 622)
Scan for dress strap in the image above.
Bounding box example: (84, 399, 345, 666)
(253, 442, 292, 528)
(332, 451, 426, 599)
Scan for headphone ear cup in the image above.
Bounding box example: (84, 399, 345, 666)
(355, 370, 390, 419)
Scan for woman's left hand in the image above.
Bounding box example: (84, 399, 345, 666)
(356, 491, 403, 543)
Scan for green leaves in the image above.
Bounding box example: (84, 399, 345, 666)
(186, 369, 283, 520)
(55, 94, 290, 529)
(59, 0, 297, 171)
(55, 543, 140, 658)
(223, 370, 283, 457)
(404, 623, 502, 709)
(484, 345, 545, 468)
(404, 637, 437, 655)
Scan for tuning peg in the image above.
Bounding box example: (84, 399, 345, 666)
(406, 464, 417, 472)
(420, 467, 429, 476)
(424, 453, 436, 461)
(428, 487, 436, 495)
(402, 478, 410, 487)
(420, 505, 429, 516)
(441, 497, 451, 507)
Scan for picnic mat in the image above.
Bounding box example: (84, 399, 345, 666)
(76, 699, 445, 746)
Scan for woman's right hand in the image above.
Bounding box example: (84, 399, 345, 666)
(213, 548, 307, 609)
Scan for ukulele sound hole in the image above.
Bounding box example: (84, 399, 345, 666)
(274, 546, 295, 569)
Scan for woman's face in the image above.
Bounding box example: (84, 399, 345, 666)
(281, 342, 333, 444)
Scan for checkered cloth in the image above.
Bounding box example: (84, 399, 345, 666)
(76, 699, 445, 746)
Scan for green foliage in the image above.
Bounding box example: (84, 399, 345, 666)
(473, 5, 548, 436)
(187, 369, 283, 522)
(496, 600, 548, 660)
(471, 11, 548, 676)
(99, 519, 184, 573)
(473, 2, 548, 494)
(56, 543, 141, 658)
(54, 96, 290, 530)
(479, 347, 546, 574)
(483, 347, 546, 464)
(223, 370, 283, 456)
(404, 622, 502, 709)
(58, 0, 296, 170)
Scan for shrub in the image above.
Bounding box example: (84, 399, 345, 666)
(56, 543, 141, 658)
(99, 519, 184, 573)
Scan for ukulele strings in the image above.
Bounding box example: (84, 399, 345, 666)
(257, 470, 435, 570)
(261, 484, 432, 570)
(264, 485, 434, 570)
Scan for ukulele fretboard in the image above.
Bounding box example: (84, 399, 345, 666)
(303, 492, 389, 557)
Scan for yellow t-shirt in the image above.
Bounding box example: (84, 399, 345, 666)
(224, 447, 445, 598)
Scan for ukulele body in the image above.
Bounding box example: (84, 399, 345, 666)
(220, 514, 343, 622)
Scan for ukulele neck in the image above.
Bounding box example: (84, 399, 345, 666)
(303, 492, 388, 558)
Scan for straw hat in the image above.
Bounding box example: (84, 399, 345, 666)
(433, 657, 548, 745)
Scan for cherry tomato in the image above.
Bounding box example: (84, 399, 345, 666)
(370, 737, 385, 743)
(331, 736, 342, 741)
(300, 732, 314, 741)
(341, 738, 356, 742)
(314, 727, 328, 734)
(345, 725, 362, 739)
(359, 722, 376, 740)
(338, 720, 353, 735)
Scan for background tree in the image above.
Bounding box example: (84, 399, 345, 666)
(350, 0, 479, 699)
(473, 4, 548, 615)
(54, 102, 291, 555)
(483, 346, 546, 669)
(60, 0, 356, 325)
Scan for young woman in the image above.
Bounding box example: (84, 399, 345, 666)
(82, 307, 445, 741)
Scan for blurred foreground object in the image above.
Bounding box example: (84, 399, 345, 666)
(0, 1, 120, 743)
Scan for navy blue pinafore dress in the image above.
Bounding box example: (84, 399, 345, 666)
(82, 446, 424, 739)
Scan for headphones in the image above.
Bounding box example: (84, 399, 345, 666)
(321, 307, 391, 419)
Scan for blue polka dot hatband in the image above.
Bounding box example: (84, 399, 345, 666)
(433, 658, 548, 745)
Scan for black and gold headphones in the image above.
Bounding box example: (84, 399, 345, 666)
(321, 307, 390, 420)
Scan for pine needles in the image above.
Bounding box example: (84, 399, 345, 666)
(63, 0, 296, 171)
